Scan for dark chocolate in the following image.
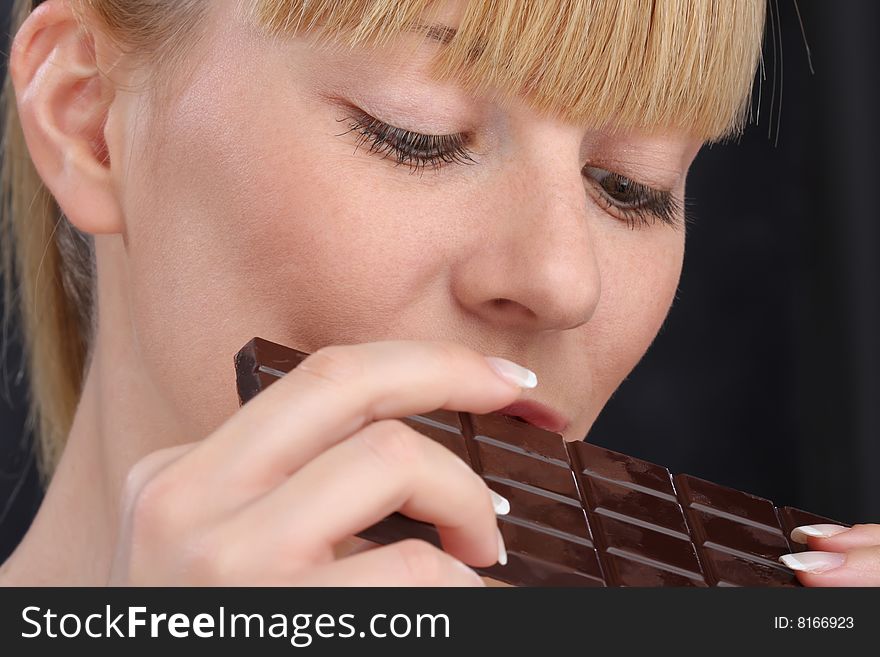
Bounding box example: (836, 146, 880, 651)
(234, 337, 851, 587)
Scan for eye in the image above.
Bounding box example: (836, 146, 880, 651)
(583, 165, 683, 229)
(335, 110, 477, 176)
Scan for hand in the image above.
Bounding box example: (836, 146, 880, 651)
(108, 340, 527, 586)
(780, 523, 880, 586)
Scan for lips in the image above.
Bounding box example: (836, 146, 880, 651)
(497, 400, 570, 434)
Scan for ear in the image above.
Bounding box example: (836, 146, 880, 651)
(9, 0, 125, 235)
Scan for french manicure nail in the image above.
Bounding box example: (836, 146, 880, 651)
(485, 357, 538, 389)
(490, 490, 510, 516)
(496, 527, 508, 566)
(779, 551, 846, 573)
(790, 524, 850, 544)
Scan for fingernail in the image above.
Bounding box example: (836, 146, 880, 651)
(496, 527, 508, 566)
(484, 357, 538, 389)
(790, 524, 850, 544)
(779, 551, 847, 573)
(490, 490, 510, 516)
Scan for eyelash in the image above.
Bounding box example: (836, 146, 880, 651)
(336, 110, 684, 229)
(335, 111, 477, 174)
(582, 167, 684, 230)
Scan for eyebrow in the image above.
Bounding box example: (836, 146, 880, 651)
(410, 22, 458, 45)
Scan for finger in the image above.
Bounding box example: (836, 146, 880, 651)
(292, 539, 486, 587)
(333, 536, 376, 560)
(790, 523, 880, 552)
(225, 419, 502, 568)
(782, 546, 880, 587)
(110, 442, 200, 584)
(207, 340, 527, 484)
(118, 443, 199, 516)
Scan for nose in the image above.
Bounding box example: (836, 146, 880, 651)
(451, 137, 602, 332)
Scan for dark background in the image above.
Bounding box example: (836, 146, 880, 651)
(1, 1, 878, 563)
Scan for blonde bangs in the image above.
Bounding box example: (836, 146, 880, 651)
(253, 0, 766, 143)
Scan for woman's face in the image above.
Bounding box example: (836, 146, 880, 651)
(109, 1, 701, 444)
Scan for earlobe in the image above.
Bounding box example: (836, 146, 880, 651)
(9, 0, 125, 235)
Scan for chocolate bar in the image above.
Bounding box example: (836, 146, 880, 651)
(234, 337, 849, 587)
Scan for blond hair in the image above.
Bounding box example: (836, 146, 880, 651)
(1, 0, 766, 484)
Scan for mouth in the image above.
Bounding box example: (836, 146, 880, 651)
(497, 400, 570, 434)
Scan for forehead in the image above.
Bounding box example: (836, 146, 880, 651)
(252, 0, 766, 143)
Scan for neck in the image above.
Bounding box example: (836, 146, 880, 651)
(0, 236, 185, 585)
(1, 360, 111, 585)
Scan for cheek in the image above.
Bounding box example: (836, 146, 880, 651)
(116, 66, 331, 436)
(116, 67, 457, 437)
(583, 227, 685, 409)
